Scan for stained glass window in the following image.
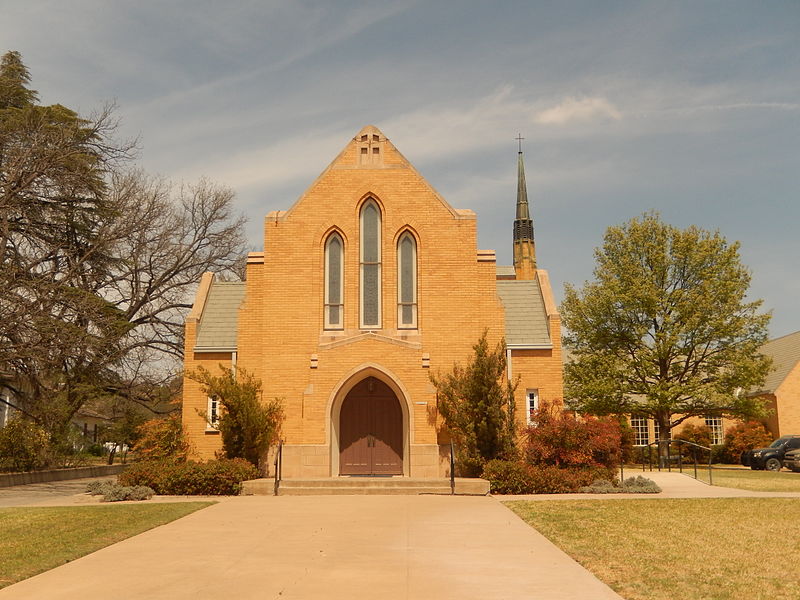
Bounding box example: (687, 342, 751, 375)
(324, 233, 344, 329)
(397, 232, 417, 328)
(360, 200, 381, 328)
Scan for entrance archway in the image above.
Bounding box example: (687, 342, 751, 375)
(339, 376, 403, 475)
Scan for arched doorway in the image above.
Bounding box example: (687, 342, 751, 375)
(339, 376, 403, 475)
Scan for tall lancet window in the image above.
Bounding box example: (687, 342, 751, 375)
(324, 233, 344, 329)
(397, 232, 417, 328)
(360, 199, 381, 328)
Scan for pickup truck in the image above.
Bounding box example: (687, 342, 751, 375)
(741, 435, 800, 471)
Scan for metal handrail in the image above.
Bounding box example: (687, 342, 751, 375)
(449, 441, 455, 495)
(640, 439, 713, 485)
(273, 440, 283, 496)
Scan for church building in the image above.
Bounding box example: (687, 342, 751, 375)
(182, 125, 563, 479)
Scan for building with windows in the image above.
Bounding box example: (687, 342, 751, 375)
(181, 125, 563, 478)
(750, 330, 800, 438)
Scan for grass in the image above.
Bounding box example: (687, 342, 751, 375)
(506, 498, 800, 600)
(702, 467, 800, 492)
(0, 502, 213, 589)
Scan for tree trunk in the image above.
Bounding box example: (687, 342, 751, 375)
(657, 414, 671, 468)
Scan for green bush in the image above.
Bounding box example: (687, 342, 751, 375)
(119, 458, 259, 495)
(482, 460, 535, 494)
(579, 476, 661, 494)
(86, 480, 154, 502)
(0, 417, 50, 472)
(482, 460, 616, 495)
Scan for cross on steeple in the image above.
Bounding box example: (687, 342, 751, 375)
(515, 133, 524, 153)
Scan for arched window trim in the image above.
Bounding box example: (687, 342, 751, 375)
(324, 232, 344, 330)
(359, 199, 382, 329)
(396, 230, 418, 329)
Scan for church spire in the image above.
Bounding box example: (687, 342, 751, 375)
(513, 135, 536, 279)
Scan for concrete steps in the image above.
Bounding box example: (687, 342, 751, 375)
(240, 477, 490, 496)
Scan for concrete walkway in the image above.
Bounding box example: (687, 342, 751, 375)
(2, 472, 800, 599)
(0, 494, 624, 600)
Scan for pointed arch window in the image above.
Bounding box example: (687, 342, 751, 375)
(324, 232, 344, 329)
(397, 232, 417, 328)
(360, 199, 381, 328)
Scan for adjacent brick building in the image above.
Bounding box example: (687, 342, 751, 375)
(182, 125, 563, 478)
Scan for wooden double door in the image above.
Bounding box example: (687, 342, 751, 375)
(339, 377, 403, 475)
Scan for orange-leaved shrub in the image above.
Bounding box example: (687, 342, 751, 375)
(719, 421, 774, 464)
(482, 401, 622, 494)
(133, 413, 191, 462)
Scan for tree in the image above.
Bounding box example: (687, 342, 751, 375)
(561, 212, 771, 464)
(188, 366, 283, 469)
(0, 51, 246, 436)
(430, 332, 517, 477)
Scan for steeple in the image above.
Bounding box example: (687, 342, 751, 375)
(513, 136, 536, 279)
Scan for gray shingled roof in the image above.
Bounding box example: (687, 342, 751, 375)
(496, 280, 551, 347)
(496, 265, 516, 277)
(194, 281, 246, 351)
(755, 330, 800, 394)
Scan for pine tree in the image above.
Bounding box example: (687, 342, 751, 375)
(430, 332, 517, 477)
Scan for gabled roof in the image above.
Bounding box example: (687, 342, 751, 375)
(757, 330, 800, 394)
(194, 281, 246, 351)
(496, 280, 551, 347)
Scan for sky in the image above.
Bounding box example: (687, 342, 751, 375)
(2, 1, 798, 338)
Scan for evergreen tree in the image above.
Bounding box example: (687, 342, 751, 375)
(430, 332, 517, 477)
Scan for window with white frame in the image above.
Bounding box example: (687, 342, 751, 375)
(526, 389, 539, 426)
(324, 232, 344, 329)
(705, 416, 724, 445)
(630, 416, 649, 446)
(397, 231, 417, 329)
(653, 419, 671, 442)
(206, 396, 220, 430)
(360, 199, 381, 328)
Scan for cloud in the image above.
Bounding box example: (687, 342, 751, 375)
(534, 96, 622, 125)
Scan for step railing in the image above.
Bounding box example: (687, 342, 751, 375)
(640, 439, 713, 485)
(273, 440, 283, 496)
(449, 441, 455, 495)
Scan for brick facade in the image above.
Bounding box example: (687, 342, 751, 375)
(182, 126, 563, 478)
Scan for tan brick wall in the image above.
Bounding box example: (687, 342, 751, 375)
(182, 127, 564, 476)
(775, 362, 800, 436)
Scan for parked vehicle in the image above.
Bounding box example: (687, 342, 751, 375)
(741, 435, 800, 471)
(783, 449, 800, 473)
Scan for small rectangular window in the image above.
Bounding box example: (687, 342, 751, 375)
(207, 397, 220, 430)
(526, 390, 539, 426)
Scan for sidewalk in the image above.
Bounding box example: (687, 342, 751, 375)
(0, 494, 624, 600)
(2, 472, 798, 599)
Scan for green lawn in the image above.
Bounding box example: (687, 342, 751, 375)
(0, 502, 213, 589)
(704, 467, 800, 492)
(507, 498, 800, 600)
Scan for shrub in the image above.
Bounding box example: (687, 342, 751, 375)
(430, 332, 517, 477)
(119, 458, 259, 495)
(482, 460, 616, 495)
(86, 480, 154, 502)
(0, 417, 50, 472)
(188, 366, 283, 469)
(523, 402, 622, 470)
(578, 475, 660, 494)
(133, 413, 191, 462)
(719, 421, 774, 463)
(482, 460, 535, 494)
(674, 423, 713, 461)
(621, 475, 661, 493)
